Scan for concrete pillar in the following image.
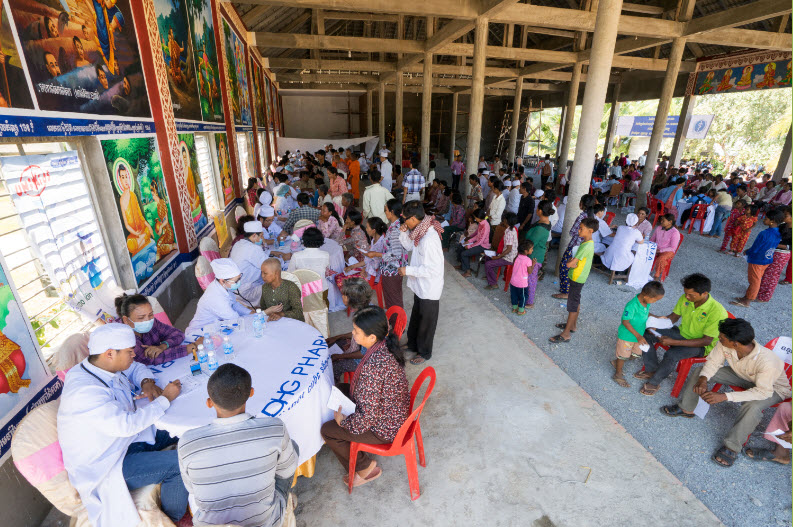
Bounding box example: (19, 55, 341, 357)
(669, 93, 696, 168)
(603, 83, 621, 159)
(638, 37, 686, 207)
(366, 89, 373, 137)
(395, 72, 404, 167)
(557, 63, 582, 179)
(449, 92, 459, 162)
(507, 77, 524, 167)
(773, 126, 792, 182)
(378, 81, 386, 147)
(420, 56, 433, 175)
(465, 17, 489, 197)
(558, 0, 623, 266)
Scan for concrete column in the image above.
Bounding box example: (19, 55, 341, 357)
(669, 93, 696, 167)
(507, 77, 524, 166)
(638, 37, 686, 207)
(378, 81, 386, 147)
(465, 17, 489, 197)
(773, 126, 792, 182)
(395, 72, 404, 167)
(366, 89, 373, 137)
(420, 58, 433, 174)
(603, 83, 621, 159)
(558, 0, 623, 267)
(557, 63, 582, 179)
(449, 92, 459, 161)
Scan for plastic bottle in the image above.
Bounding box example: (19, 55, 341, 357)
(207, 350, 219, 372)
(203, 332, 215, 353)
(253, 309, 264, 338)
(196, 344, 208, 371)
(222, 336, 235, 361)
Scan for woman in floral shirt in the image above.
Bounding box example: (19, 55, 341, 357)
(342, 208, 370, 261)
(320, 306, 409, 487)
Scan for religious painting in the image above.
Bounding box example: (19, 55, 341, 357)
(0, 3, 34, 109)
(214, 132, 234, 206)
(153, 0, 201, 120)
(177, 133, 209, 234)
(689, 50, 792, 96)
(221, 18, 250, 126)
(250, 56, 265, 127)
(247, 130, 257, 179)
(277, 93, 284, 135)
(7, 0, 150, 117)
(263, 71, 273, 130)
(100, 137, 178, 285)
(185, 0, 223, 122)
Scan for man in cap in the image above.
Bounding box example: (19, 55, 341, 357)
(257, 204, 287, 245)
(378, 149, 393, 192)
(259, 258, 304, 322)
(58, 324, 186, 527)
(186, 258, 254, 338)
(230, 221, 270, 306)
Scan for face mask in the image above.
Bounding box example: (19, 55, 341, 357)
(133, 319, 154, 333)
(227, 281, 240, 291)
(254, 239, 263, 246)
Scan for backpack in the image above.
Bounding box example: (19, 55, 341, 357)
(541, 162, 552, 178)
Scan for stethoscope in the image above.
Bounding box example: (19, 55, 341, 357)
(81, 364, 138, 410)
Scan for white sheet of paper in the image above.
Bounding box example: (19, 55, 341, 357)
(639, 343, 650, 353)
(327, 386, 356, 416)
(693, 397, 710, 419)
(648, 328, 662, 338)
(177, 374, 206, 395)
(769, 429, 793, 449)
(345, 256, 359, 275)
(646, 316, 673, 330)
(440, 220, 450, 228)
(484, 250, 497, 257)
(328, 343, 345, 356)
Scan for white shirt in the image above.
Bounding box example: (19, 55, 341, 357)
(379, 160, 393, 191)
(426, 169, 436, 187)
(547, 205, 559, 241)
(551, 202, 566, 234)
(58, 359, 171, 527)
(288, 248, 330, 291)
(608, 166, 622, 178)
(507, 188, 521, 214)
(479, 176, 490, 200)
(263, 221, 282, 241)
(478, 161, 488, 170)
(592, 216, 613, 254)
(400, 228, 444, 300)
(187, 280, 251, 338)
(601, 225, 643, 272)
(489, 193, 506, 226)
(230, 239, 268, 306)
(359, 156, 369, 172)
(493, 160, 502, 174)
(638, 155, 647, 166)
(362, 184, 394, 222)
(714, 181, 728, 191)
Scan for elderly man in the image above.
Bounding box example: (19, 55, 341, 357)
(58, 324, 185, 527)
(186, 259, 254, 338)
(259, 258, 304, 322)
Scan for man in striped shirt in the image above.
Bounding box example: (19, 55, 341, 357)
(178, 364, 299, 527)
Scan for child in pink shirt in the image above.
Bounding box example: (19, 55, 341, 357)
(510, 239, 540, 314)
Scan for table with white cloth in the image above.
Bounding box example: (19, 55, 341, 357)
(627, 242, 657, 289)
(152, 317, 334, 480)
(674, 201, 715, 232)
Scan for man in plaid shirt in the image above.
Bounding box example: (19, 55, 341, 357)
(402, 158, 426, 203)
(283, 193, 320, 233)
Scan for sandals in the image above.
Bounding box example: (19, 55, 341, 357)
(660, 404, 695, 418)
(712, 446, 738, 467)
(410, 357, 427, 365)
(555, 323, 574, 332)
(639, 383, 660, 396)
(343, 466, 383, 487)
(610, 362, 630, 388)
(548, 334, 571, 343)
(743, 447, 790, 465)
(551, 293, 568, 300)
(633, 370, 653, 380)
(729, 299, 751, 308)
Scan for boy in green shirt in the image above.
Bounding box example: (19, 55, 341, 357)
(550, 218, 599, 343)
(611, 281, 665, 388)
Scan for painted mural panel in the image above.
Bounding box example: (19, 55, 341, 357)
(263, 72, 273, 130)
(1, 3, 34, 109)
(250, 56, 265, 127)
(221, 17, 250, 126)
(214, 132, 233, 206)
(176, 132, 209, 234)
(185, 0, 223, 122)
(7, 0, 150, 116)
(100, 137, 179, 285)
(153, 0, 201, 120)
(689, 50, 793, 96)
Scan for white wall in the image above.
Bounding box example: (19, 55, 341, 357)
(282, 93, 360, 139)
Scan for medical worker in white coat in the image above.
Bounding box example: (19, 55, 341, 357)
(57, 323, 185, 527)
(601, 213, 645, 272)
(186, 258, 253, 339)
(230, 220, 268, 306)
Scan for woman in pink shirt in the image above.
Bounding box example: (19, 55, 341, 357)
(649, 213, 682, 279)
(509, 239, 539, 314)
(454, 208, 490, 277)
(318, 202, 345, 244)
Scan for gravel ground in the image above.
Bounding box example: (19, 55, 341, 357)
(445, 209, 792, 527)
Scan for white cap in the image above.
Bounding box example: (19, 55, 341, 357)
(210, 258, 241, 280)
(244, 221, 263, 234)
(482, 170, 490, 175)
(534, 190, 544, 198)
(625, 213, 639, 227)
(379, 149, 389, 158)
(258, 205, 275, 218)
(259, 191, 273, 206)
(88, 323, 136, 355)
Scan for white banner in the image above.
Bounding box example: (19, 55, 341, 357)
(685, 115, 715, 140)
(276, 136, 381, 160)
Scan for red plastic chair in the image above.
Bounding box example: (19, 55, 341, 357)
(348, 366, 436, 500)
(494, 264, 513, 292)
(658, 232, 685, 282)
(684, 204, 708, 234)
(651, 198, 666, 228)
(386, 305, 407, 338)
(604, 212, 615, 226)
(669, 311, 735, 398)
(711, 337, 792, 407)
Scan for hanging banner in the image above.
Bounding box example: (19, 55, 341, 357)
(214, 132, 234, 206)
(0, 151, 119, 324)
(186, 0, 224, 122)
(0, 3, 34, 109)
(0, 252, 60, 463)
(276, 136, 381, 159)
(221, 18, 251, 126)
(615, 115, 714, 139)
(7, 0, 151, 117)
(100, 137, 179, 286)
(687, 50, 792, 96)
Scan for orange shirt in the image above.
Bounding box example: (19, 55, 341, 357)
(348, 159, 361, 198)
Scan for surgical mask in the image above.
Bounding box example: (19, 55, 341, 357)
(227, 281, 240, 291)
(254, 239, 263, 246)
(133, 319, 154, 333)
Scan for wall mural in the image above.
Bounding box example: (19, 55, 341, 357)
(153, 0, 200, 121)
(100, 137, 178, 285)
(1, 3, 34, 109)
(221, 17, 250, 126)
(7, 0, 150, 116)
(214, 132, 234, 206)
(263, 71, 273, 131)
(688, 50, 793, 96)
(250, 56, 265, 127)
(185, 0, 223, 122)
(177, 132, 209, 234)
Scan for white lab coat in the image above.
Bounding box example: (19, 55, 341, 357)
(229, 239, 268, 306)
(186, 280, 251, 338)
(592, 217, 614, 254)
(57, 359, 170, 527)
(507, 188, 521, 214)
(380, 160, 393, 191)
(601, 226, 643, 272)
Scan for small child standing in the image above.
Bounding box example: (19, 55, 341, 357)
(728, 203, 759, 256)
(612, 281, 665, 388)
(719, 200, 746, 252)
(549, 218, 599, 343)
(730, 208, 784, 309)
(510, 240, 540, 314)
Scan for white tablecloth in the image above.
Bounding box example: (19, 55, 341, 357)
(270, 239, 346, 312)
(627, 242, 657, 289)
(152, 317, 333, 464)
(675, 201, 715, 232)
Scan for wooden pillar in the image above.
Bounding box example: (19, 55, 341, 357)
(670, 93, 696, 167)
(378, 81, 386, 147)
(774, 127, 792, 182)
(366, 89, 373, 137)
(507, 77, 523, 166)
(449, 92, 459, 162)
(603, 83, 621, 159)
(420, 19, 434, 175)
(465, 17, 488, 197)
(557, 63, 582, 180)
(395, 73, 404, 167)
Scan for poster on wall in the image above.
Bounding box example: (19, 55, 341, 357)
(176, 132, 209, 234)
(688, 50, 792, 96)
(7, 0, 150, 117)
(0, 253, 59, 462)
(221, 18, 250, 126)
(100, 137, 179, 286)
(153, 0, 201, 121)
(0, 151, 119, 324)
(185, 0, 223, 122)
(1, 3, 34, 109)
(214, 132, 234, 206)
(263, 72, 273, 130)
(250, 57, 265, 127)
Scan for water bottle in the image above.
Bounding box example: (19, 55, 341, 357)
(222, 336, 235, 361)
(253, 309, 265, 338)
(207, 350, 219, 372)
(203, 332, 215, 353)
(196, 344, 208, 370)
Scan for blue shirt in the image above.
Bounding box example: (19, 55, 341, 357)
(656, 185, 675, 203)
(745, 227, 781, 265)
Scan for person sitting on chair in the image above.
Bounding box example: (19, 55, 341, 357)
(259, 258, 304, 322)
